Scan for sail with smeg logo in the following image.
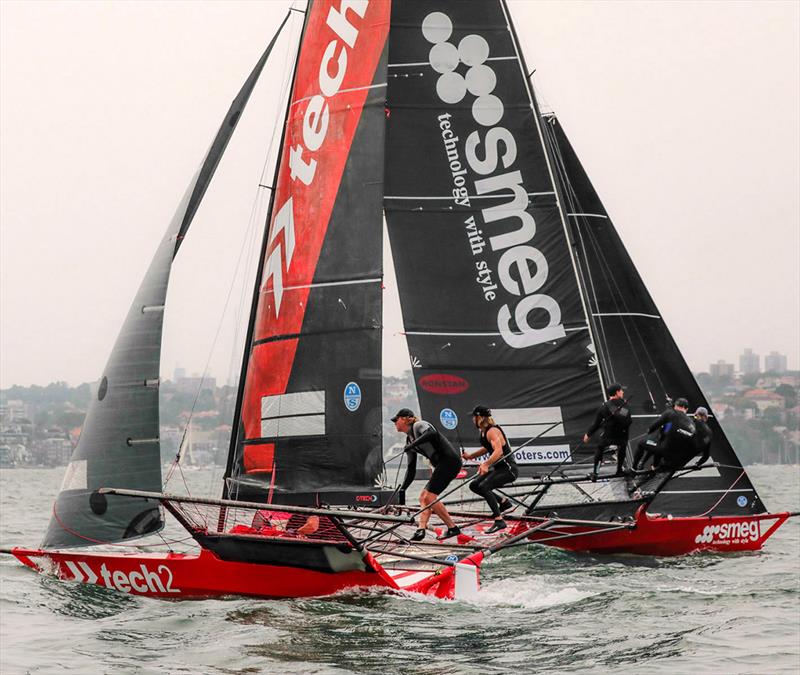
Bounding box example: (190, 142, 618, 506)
(384, 2, 601, 469)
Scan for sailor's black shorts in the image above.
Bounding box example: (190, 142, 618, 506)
(425, 455, 462, 495)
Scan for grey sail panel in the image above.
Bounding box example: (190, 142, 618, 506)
(42, 17, 291, 548)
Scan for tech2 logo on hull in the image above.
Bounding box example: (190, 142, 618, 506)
(694, 521, 760, 546)
(61, 560, 181, 594)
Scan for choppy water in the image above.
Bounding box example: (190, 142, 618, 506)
(1, 466, 798, 674)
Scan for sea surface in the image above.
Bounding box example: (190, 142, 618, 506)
(1, 465, 798, 675)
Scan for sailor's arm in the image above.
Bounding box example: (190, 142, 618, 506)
(404, 426, 436, 451)
(583, 406, 605, 442)
(479, 428, 505, 475)
(399, 451, 417, 491)
(648, 411, 670, 434)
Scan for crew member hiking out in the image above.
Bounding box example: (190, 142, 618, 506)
(689, 406, 713, 469)
(392, 408, 462, 542)
(632, 398, 674, 471)
(634, 397, 696, 471)
(462, 405, 519, 534)
(583, 383, 632, 481)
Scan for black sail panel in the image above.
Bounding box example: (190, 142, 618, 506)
(544, 115, 765, 516)
(42, 20, 289, 548)
(226, 1, 391, 505)
(384, 1, 603, 469)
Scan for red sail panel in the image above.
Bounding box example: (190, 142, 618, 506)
(234, 0, 390, 500)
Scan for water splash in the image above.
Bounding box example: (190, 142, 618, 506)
(470, 574, 598, 610)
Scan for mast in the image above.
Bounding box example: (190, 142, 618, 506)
(222, 5, 310, 499)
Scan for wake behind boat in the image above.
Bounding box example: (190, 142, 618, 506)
(3, 0, 795, 601)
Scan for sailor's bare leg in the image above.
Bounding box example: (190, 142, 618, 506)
(418, 490, 434, 530)
(431, 500, 457, 529)
(419, 490, 456, 530)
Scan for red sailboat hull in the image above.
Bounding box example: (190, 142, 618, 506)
(517, 510, 791, 556)
(9, 546, 475, 600)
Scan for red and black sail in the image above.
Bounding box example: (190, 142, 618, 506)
(226, 0, 391, 504)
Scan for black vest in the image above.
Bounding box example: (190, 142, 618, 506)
(480, 424, 517, 467)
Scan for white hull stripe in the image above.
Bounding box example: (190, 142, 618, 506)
(387, 570, 435, 588)
(64, 560, 98, 584)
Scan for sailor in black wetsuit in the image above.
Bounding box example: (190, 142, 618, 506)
(462, 405, 519, 533)
(636, 397, 696, 471)
(392, 408, 462, 542)
(689, 407, 713, 469)
(583, 383, 632, 480)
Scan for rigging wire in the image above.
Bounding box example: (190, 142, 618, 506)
(163, 8, 303, 494)
(225, 6, 305, 500)
(543, 117, 615, 384)
(545, 116, 665, 405)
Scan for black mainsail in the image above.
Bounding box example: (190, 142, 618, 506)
(42, 15, 291, 548)
(384, 0, 604, 470)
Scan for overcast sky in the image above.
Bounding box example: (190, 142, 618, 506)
(1, 0, 798, 389)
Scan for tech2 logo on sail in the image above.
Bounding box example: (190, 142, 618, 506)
(423, 11, 566, 350)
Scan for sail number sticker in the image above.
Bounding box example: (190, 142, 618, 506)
(344, 382, 361, 412)
(440, 408, 458, 429)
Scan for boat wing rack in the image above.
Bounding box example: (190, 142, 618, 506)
(98, 488, 414, 524)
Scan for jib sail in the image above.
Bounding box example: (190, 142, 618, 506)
(542, 114, 765, 516)
(42, 17, 290, 549)
(384, 0, 603, 469)
(225, 0, 391, 505)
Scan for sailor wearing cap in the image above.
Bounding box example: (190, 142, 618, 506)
(391, 408, 462, 542)
(461, 405, 519, 533)
(583, 383, 632, 480)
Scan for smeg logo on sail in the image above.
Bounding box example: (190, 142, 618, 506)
(422, 11, 566, 350)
